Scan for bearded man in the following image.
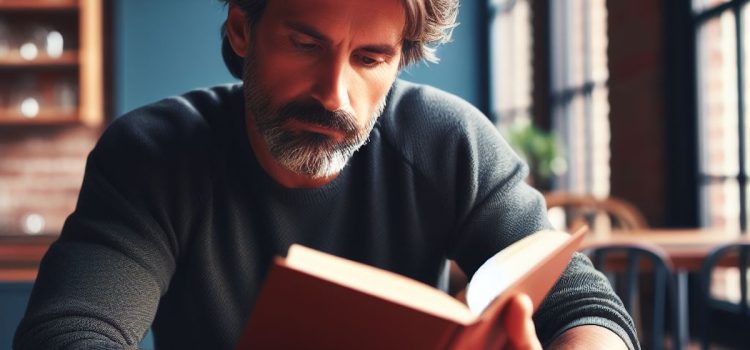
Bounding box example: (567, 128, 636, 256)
(15, 0, 638, 349)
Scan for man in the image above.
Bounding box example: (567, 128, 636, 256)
(15, 0, 638, 349)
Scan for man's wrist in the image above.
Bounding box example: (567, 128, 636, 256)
(547, 325, 630, 350)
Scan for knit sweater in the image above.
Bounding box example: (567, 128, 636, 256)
(14, 80, 638, 350)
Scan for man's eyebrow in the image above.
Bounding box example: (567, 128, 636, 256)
(284, 20, 399, 57)
(284, 21, 331, 44)
(360, 44, 398, 57)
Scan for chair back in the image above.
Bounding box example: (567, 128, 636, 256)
(584, 243, 678, 350)
(544, 192, 648, 232)
(698, 242, 750, 350)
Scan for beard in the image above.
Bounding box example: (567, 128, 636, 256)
(242, 52, 386, 179)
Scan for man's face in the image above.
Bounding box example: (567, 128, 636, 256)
(242, 0, 405, 178)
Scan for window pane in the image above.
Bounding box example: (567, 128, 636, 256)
(693, 0, 731, 13)
(746, 0, 749, 231)
(590, 86, 610, 196)
(697, 11, 739, 178)
(701, 180, 740, 230)
(697, 11, 741, 229)
(490, 0, 533, 125)
(549, 0, 609, 197)
(743, 4, 750, 176)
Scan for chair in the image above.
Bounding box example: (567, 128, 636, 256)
(544, 192, 648, 232)
(698, 242, 750, 350)
(583, 242, 679, 350)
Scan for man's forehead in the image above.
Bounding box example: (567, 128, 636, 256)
(263, 0, 406, 46)
(267, 0, 404, 14)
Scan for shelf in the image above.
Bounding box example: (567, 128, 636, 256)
(0, 234, 55, 282)
(0, 269, 37, 282)
(0, 0, 78, 10)
(0, 50, 78, 68)
(0, 0, 102, 126)
(0, 108, 80, 125)
(0, 234, 54, 263)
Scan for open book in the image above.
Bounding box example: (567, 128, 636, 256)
(236, 227, 586, 350)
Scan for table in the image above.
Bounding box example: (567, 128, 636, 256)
(581, 228, 750, 349)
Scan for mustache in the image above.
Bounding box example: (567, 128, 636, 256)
(276, 100, 358, 135)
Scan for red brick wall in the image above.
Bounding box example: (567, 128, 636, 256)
(607, 0, 667, 226)
(0, 126, 100, 236)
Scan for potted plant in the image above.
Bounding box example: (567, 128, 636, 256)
(502, 119, 566, 191)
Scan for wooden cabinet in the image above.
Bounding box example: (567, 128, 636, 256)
(0, 0, 103, 126)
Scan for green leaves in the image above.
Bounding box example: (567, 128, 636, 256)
(503, 119, 566, 188)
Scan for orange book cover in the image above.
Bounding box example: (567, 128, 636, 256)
(236, 228, 586, 350)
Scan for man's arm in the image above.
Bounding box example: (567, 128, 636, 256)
(503, 295, 629, 350)
(447, 164, 639, 349)
(383, 82, 639, 349)
(437, 110, 639, 348)
(14, 238, 166, 349)
(14, 113, 185, 349)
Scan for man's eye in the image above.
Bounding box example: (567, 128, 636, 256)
(291, 38, 319, 51)
(357, 55, 383, 67)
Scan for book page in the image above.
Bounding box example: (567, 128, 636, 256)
(286, 245, 477, 325)
(465, 230, 571, 314)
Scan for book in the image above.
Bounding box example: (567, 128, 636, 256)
(236, 227, 587, 350)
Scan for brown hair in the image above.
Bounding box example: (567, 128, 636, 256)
(219, 0, 459, 78)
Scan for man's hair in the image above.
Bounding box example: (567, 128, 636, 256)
(218, 0, 459, 79)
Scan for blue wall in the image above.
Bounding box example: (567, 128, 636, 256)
(0, 283, 32, 349)
(113, 0, 484, 116)
(114, 0, 237, 116)
(399, 0, 483, 108)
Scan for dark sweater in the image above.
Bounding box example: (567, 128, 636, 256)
(14, 81, 638, 349)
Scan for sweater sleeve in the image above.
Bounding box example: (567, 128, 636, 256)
(449, 149, 638, 349)
(13, 104, 203, 349)
(453, 144, 639, 349)
(397, 85, 641, 350)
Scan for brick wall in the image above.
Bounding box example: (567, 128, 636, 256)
(0, 126, 100, 236)
(607, 0, 667, 226)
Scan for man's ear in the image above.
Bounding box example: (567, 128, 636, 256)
(226, 4, 251, 57)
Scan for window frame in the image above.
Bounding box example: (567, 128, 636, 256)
(693, 0, 749, 232)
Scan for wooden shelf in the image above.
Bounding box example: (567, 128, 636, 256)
(0, 269, 38, 282)
(0, 0, 102, 126)
(0, 0, 78, 10)
(0, 235, 55, 263)
(0, 235, 55, 282)
(0, 50, 78, 67)
(0, 108, 79, 125)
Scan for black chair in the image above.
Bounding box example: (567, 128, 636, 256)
(698, 242, 750, 350)
(584, 243, 679, 350)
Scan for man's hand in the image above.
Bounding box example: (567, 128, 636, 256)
(503, 294, 543, 350)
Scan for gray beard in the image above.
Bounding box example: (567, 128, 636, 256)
(242, 54, 386, 179)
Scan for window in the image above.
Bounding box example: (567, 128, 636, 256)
(489, 0, 611, 197)
(694, 0, 749, 231)
(548, 0, 610, 197)
(489, 0, 533, 125)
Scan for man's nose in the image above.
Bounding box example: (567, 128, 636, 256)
(311, 58, 351, 112)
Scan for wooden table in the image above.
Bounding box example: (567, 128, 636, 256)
(582, 228, 750, 271)
(581, 228, 750, 348)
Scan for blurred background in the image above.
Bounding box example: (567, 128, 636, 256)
(1, 0, 749, 349)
